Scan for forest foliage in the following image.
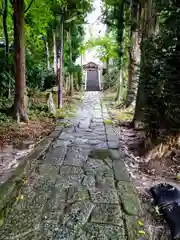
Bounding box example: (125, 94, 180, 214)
(1, 0, 180, 141)
(90, 0, 180, 140)
(0, 0, 93, 120)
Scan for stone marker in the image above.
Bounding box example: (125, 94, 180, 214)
(47, 92, 56, 115)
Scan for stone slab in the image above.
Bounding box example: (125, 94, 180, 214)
(54, 126, 63, 132)
(81, 223, 125, 240)
(90, 188, 119, 204)
(95, 175, 115, 189)
(0, 185, 51, 238)
(47, 130, 61, 139)
(53, 139, 71, 148)
(84, 158, 114, 177)
(82, 175, 96, 190)
(117, 182, 142, 216)
(63, 147, 89, 167)
(0, 137, 52, 214)
(38, 164, 59, 180)
(67, 186, 90, 202)
(107, 141, 120, 149)
(58, 132, 75, 141)
(44, 146, 67, 166)
(113, 160, 130, 181)
(60, 166, 84, 175)
(91, 203, 123, 225)
(55, 175, 84, 189)
(63, 201, 94, 231)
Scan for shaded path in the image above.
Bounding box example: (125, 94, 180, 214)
(0, 92, 142, 240)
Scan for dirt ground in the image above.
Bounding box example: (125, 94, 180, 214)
(103, 92, 180, 240)
(0, 120, 54, 148)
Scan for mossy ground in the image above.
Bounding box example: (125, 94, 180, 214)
(102, 91, 133, 122)
(111, 109, 133, 122)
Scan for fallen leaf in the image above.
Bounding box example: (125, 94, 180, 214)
(138, 220, 144, 226)
(16, 194, 24, 201)
(138, 230, 146, 235)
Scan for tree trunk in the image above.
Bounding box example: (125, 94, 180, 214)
(125, 0, 141, 108)
(56, 48, 59, 86)
(13, 0, 28, 122)
(115, 0, 125, 101)
(58, 15, 64, 108)
(133, 0, 158, 127)
(69, 74, 74, 96)
(105, 25, 109, 75)
(116, 69, 123, 102)
(65, 73, 69, 92)
(68, 28, 74, 96)
(45, 40, 50, 71)
(3, 0, 11, 98)
(125, 34, 140, 108)
(75, 72, 79, 91)
(133, 74, 146, 128)
(53, 30, 57, 75)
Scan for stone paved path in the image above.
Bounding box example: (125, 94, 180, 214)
(0, 92, 142, 240)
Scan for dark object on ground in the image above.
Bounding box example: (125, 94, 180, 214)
(150, 183, 180, 239)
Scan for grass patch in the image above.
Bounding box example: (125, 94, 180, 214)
(55, 109, 67, 119)
(112, 110, 133, 122)
(102, 91, 116, 102)
(101, 90, 134, 123)
(104, 119, 113, 125)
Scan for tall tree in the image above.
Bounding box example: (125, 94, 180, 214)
(13, 0, 28, 122)
(68, 28, 74, 96)
(124, 0, 141, 108)
(133, 0, 158, 128)
(45, 39, 50, 71)
(52, 29, 57, 75)
(58, 13, 64, 108)
(114, 0, 125, 101)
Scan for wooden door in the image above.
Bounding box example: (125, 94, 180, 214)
(86, 69, 99, 91)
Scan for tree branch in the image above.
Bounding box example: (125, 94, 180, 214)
(24, 0, 34, 14)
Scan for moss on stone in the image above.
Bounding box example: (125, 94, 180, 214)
(56, 121, 66, 126)
(91, 203, 123, 225)
(89, 149, 121, 162)
(64, 122, 73, 128)
(104, 119, 113, 125)
(89, 149, 111, 159)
